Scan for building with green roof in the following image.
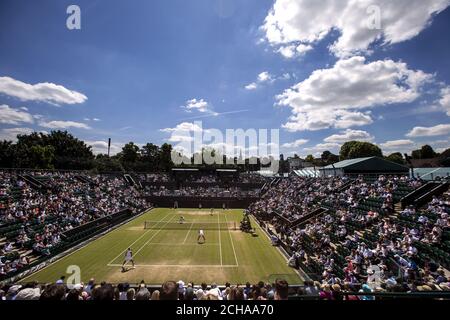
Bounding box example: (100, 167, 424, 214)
(320, 156, 409, 177)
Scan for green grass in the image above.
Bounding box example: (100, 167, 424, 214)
(21, 208, 302, 285)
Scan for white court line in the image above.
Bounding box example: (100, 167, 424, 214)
(249, 214, 305, 281)
(21, 208, 152, 282)
(224, 212, 239, 266)
(107, 263, 238, 268)
(133, 214, 178, 257)
(182, 217, 196, 244)
(107, 211, 171, 265)
(107, 211, 172, 265)
(419, 167, 441, 178)
(218, 211, 223, 266)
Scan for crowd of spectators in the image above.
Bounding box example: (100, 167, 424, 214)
(0, 278, 290, 301)
(0, 171, 149, 278)
(144, 185, 260, 198)
(3, 273, 449, 300)
(251, 174, 450, 294)
(138, 173, 171, 183)
(2, 170, 449, 297)
(139, 172, 266, 185)
(249, 176, 348, 222)
(138, 172, 266, 198)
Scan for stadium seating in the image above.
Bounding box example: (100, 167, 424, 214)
(249, 174, 450, 294)
(1, 169, 449, 300)
(0, 170, 150, 280)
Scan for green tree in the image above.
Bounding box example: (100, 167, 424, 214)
(340, 141, 382, 160)
(305, 154, 315, 163)
(93, 154, 124, 172)
(278, 154, 289, 174)
(42, 131, 94, 169)
(411, 149, 421, 159)
(419, 145, 436, 159)
(120, 142, 140, 164)
(411, 145, 437, 159)
(13, 132, 45, 168)
(7, 130, 93, 169)
(28, 145, 55, 169)
(386, 152, 405, 165)
(321, 150, 339, 165)
(158, 143, 174, 172)
(0, 140, 15, 168)
(439, 148, 450, 167)
(339, 141, 358, 160)
(140, 143, 160, 170)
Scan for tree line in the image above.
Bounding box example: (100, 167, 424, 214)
(280, 141, 450, 171)
(0, 131, 448, 172)
(0, 131, 174, 172)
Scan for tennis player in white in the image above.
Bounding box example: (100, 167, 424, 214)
(122, 247, 135, 271)
(197, 229, 206, 243)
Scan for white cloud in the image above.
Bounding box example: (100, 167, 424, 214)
(245, 71, 273, 90)
(302, 142, 340, 156)
(278, 46, 296, 58)
(168, 135, 194, 143)
(282, 139, 309, 148)
(0, 104, 34, 125)
(380, 139, 414, 149)
(257, 71, 272, 82)
(160, 122, 204, 133)
(277, 56, 432, 131)
(324, 129, 374, 143)
(0, 127, 34, 142)
(334, 111, 374, 129)
(39, 120, 91, 130)
(262, 0, 450, 58)
(379, 139, 417, 153)
(278, 44, 313, 59)
(85, 140, 123, 155)
(181, 98, 211, 113)
(406, 124, 450, 137)
(296, 44, 313, 55)
(0, 76, 87, 105)
(439, 86, 450, 116)
(245, 82, 258, 90)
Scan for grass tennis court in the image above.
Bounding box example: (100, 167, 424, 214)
(21, 209, 302, 285)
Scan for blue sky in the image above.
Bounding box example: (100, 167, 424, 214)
(0, 0, 449, 157)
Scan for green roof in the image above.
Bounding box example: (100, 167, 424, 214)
(322, 156, 408, 173)
(323, 157, 374, 169)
